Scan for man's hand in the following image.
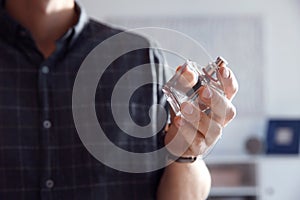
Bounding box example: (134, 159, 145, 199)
(158, 63, 238, 200)
(165, 63, 239, 158)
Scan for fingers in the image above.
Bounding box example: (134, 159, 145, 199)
(176, 64, 237, 126)
(180, 102, 201, 123)
(173, 116, 206, 156)
(180, 93, 235, 128)
(168, 88, 234, 156)
(174, 112, 222, 144)
(173, 115, 222, 155)
(198, 86, 236, 126)
(166, 64, 238, 157)
(218, 66, 239, 101)
(175, 64, 198, 91)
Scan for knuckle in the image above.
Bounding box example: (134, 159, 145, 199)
(194, 133, 205, 147)
(232, 83, 239, 95)
(226, 104, 236, 121)
(191, 136, 206, 156)
(214, 122, 223, 134)
(205, 122, 222, 146)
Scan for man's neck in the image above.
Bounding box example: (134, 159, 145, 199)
(5, 0, 78, 58)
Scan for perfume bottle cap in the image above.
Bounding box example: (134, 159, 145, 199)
(215, 56, 228, 67)
(204, 56, 228, 76)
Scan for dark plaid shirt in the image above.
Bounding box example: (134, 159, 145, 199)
(0, 1, 167, 200)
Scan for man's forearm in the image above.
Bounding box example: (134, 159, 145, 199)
(157, 159, 211, 200)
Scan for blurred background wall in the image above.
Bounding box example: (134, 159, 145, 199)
(79, 0, 300, 156)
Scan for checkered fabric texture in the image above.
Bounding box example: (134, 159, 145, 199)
(0, 1, 168, 199)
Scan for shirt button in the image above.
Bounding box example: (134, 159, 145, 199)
(45, 179, 54, 189)
(41, 66, 49, 74)
(43, 120, 52, 129)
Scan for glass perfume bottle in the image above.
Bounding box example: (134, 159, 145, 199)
(162, 56, 228, 116)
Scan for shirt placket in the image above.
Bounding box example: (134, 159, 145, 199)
(38, 59, 55, 200)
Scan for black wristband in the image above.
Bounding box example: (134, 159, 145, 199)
(167, 152, 197, 163)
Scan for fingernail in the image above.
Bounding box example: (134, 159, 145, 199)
(182, 104, 194, 115)
(202, 87, 212, 99)
(176, 66, 182, 72)
(222, 67, 230, 79)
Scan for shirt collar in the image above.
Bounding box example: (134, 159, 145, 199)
(73, 2, 89, 43)
(57, 2, 89, 47)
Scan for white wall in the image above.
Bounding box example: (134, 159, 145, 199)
(79, 0, 300, 155)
